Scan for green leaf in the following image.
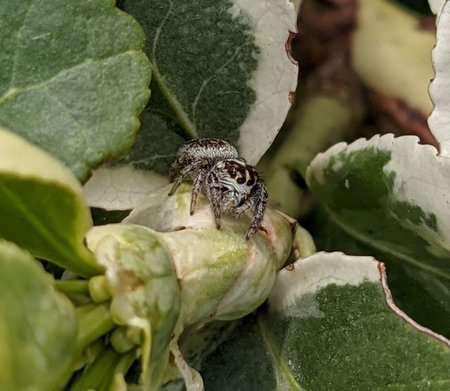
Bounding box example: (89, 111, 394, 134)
(85, 0, 297, 211)
(0, 127, 100, 276)
(0, 0, 151, 180)
(200, 252, 450, 390)
(306, 134, 450, 326)
(310, 206, 450, 338)
(112, 0, 297, 174)
(0, 240, 78, 391)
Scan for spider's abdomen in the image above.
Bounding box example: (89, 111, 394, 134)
(177, 138, 238, 165)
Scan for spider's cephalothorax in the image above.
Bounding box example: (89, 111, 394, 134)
(169, 138, 268, 239)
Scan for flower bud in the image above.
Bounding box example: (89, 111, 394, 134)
(123, 184, 295, 324)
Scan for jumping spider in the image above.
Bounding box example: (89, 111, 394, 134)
(169, 138, 268, 240)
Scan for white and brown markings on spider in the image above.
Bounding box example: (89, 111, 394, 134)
(169, 138, 268, 240)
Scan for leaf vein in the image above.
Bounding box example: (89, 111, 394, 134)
(45, 89, 90, 154)
(192, 41, 254, 126)
(0, 50, 139, 106)
(324, 206, 450, 280)
(151, 66, 199, 139)
(151, 0, 174, 61)
(9, 0, 35, 89)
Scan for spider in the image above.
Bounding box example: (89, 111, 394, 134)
(168, 138, 268, 239)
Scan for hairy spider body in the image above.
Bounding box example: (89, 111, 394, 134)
(169, 138, 238, 181)
(169, 138, 268, 239)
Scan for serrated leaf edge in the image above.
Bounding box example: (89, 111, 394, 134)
(428, 0, 450, 155)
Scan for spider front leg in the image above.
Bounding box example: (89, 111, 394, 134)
(169, 161, 180, 183)
(207, 186, 223, 229)
(245, 183, 268, 240)
(189, 170, 207, 215)
(168, 162, 201, 196)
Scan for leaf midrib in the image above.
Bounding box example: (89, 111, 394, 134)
(148, 0, 198, 139)
(150, 66, 199, 139)
(369, 378, 450, 391)
(0, 51, 139, 106)
(8, 0, 34, 90)
(324, 206, 450, 281)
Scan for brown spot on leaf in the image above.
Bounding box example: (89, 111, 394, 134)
(117, 269, 144, 291)
(285, 263, 295, 271)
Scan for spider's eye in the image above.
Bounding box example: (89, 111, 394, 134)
(236, 176, 246, 185)
(246, 178, 255, 186)
(244, 167, 257, 187)
(225, 162, 237, 178)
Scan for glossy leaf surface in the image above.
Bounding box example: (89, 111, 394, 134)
(200, 253, 450, 390)
(0, 0, 151, 179)
(0, 240, 78, 391)
(0, 127, 99, 276)
(306, 135, 450, 325)
(86, 0, 298, 210)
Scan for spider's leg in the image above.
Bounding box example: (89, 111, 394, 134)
(210, 188, 222, 229)
(168, 176, 184, 196)
(245, 183, 268, 240)
(168, 164, 197, 196)
(169, 161, 179, 182)
(206, 173, 222, 229)
(190, 170, 207, 215)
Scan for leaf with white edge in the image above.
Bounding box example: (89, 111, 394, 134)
(0, 0, 151, 180)
(83, 165, 168, 210)
(306, 134, 450, 327)
(429, 0, 446, 15)
(114, 0, 297, 175)
(200, 252, 450, 391)
(85, 0, 298, 210)
(0, 240, 78, 391)
(0, 127, 100, 277)
(312, 207, 450, 337)
(353, 0, 435, 117)
(291, 0, 301, 13)
(429, 0, 450, 155)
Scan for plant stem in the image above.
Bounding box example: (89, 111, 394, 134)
(69, 347, 136, 391)
(77, 302, 116, 352)
(54, 279, 92, 305)
(75, 303, 96, 316)
(55, 279, 89, 294)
